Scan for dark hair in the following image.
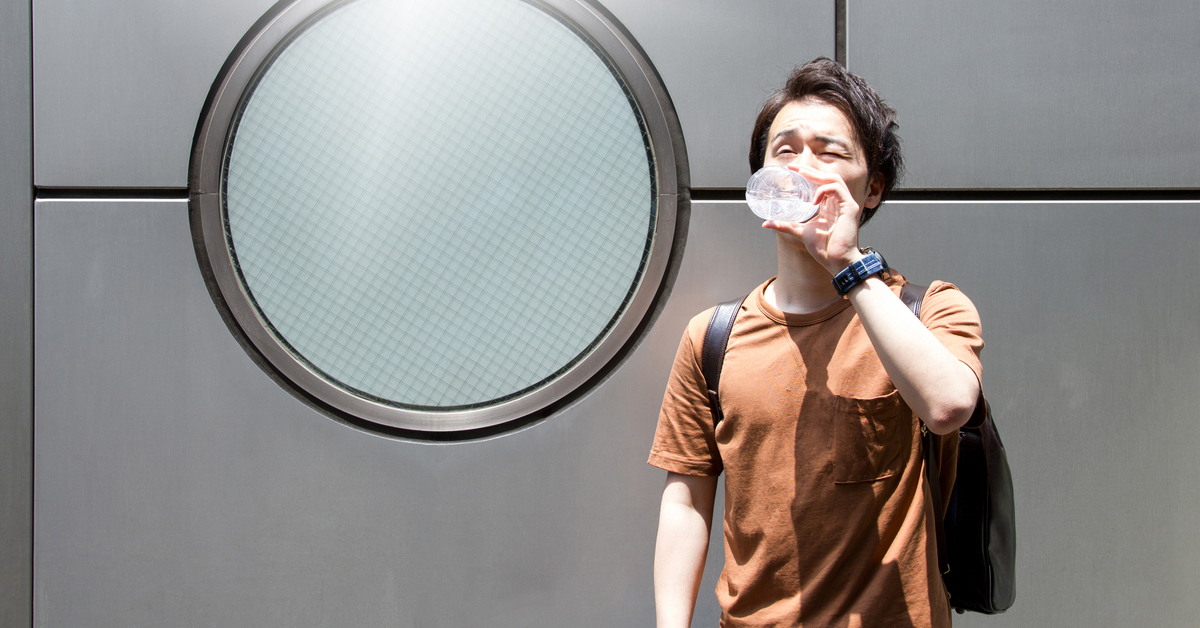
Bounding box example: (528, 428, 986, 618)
(749, 57, 903, 224)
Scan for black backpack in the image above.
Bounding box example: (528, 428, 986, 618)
(700, 284, 1016, 614)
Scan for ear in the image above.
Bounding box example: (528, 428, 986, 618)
(864, 172, 884, 209)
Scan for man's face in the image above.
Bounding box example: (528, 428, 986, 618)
(762, 97, 882, 210)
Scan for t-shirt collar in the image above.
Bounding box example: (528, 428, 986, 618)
(755, 277, 853, 326)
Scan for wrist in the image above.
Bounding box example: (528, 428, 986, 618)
(842, 273, 888, 298)
(831, 248, 889, 297)
(824, 249, 866, 277)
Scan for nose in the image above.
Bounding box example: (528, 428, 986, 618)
(796, 147, 820, 170)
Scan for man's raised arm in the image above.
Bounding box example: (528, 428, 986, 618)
(843, 277, 980, 434)
(766, 164, 980, 435)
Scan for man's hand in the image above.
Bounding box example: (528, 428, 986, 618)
(762, 164, 867, 275)
(654, 472, 718, 628)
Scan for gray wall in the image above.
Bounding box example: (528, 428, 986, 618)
(31, 0, 274, 188)
(0, 0, 33, 626)
(30, 198, 768, 628)
(32, 0, 832, 189)
(850, 0, 1200, 190)
(15, 0, 1200, 627)
(864, 201, 1200, 626)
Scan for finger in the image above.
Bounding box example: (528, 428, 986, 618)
(791, 164, 844, 185)
(762, 220, 805, 238)
(785, 165, 845, 197)
(811, 186, 851, 221)
(811, 198, 836, 225)
(812, 181, 851, 204)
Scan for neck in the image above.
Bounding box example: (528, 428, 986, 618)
(765, 234, 843, 314)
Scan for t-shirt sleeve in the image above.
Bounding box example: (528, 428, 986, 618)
(919, 281, 984, 385)
(648, 313, 724, 476)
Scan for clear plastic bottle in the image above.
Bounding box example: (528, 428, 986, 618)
(745, 165, 818, 224)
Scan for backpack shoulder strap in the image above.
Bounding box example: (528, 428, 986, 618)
(701, 295, 748, 428)
(900, 280, 928, 318)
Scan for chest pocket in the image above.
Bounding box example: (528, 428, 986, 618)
(831, 390, 911, 483)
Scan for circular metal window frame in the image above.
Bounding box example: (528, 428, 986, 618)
(190, 0, 687, 434)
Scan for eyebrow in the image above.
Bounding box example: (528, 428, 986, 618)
(770, 127, 854, 153)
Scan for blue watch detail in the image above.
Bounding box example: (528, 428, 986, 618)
(832, 248, 890, 297)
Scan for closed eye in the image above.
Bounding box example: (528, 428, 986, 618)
(814, 134, 854, 158)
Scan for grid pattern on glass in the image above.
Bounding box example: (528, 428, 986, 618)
(223, 0, 655, 410)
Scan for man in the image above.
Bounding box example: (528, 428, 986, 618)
(648, 58, 983, 627)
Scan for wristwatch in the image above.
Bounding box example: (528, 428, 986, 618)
(832, 248, 890, 297)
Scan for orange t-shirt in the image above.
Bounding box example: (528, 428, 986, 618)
(649, 274, 983, 628)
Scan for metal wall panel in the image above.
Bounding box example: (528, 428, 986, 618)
(848, 0, 1200, 190)
(32, 0, 277, 187)
(862, 200, 1200, 626)
(32, 199, 772, 626)
(0, 0, 33, 624)
(601, 0, 834, 188)
(33, 193, 1200, 627)
(32, 2, 1200, 626)
(32, 0, 832, 189)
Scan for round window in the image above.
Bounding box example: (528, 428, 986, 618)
(190, 0, 685, 433)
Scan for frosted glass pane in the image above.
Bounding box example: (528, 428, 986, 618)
(223, 0, 655, 409)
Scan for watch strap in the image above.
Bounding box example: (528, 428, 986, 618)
(832, 249, 890, 296)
